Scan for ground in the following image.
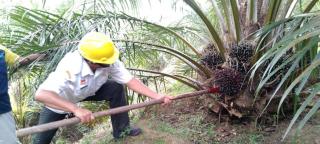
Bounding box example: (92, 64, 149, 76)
(70, 96, 320, 144)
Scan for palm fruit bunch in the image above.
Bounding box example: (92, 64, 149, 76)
(229, 41, 254, 63)
(200, 43, 224, 69)
(233, 63, 248, 74)
(261, 54, 291, 84)
(212, 68, 244, 96)
(228, 58, 248, 74)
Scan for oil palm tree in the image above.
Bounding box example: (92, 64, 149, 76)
(1, 0, 320, 140)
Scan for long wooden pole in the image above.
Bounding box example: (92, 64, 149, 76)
(16, 89, 212, 137)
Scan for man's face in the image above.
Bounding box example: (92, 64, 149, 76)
(84, 59, 110, 71)
(93, 63, 110, 68)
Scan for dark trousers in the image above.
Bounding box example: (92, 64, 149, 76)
(32, 81, 129, 144)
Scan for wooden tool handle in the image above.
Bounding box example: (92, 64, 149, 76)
(17, 89, 210, 137)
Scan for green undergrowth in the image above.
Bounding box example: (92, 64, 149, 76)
(55, 82, 320, 144)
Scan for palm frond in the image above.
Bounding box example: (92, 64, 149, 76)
(183, 0, 225, 59)
(209, 0, 230, 42)
(118, 13, 202, 57)
(282, 83, 320, 140)
(265, 0, 281, 24)
(304, 0, 319, 12)
(128, 68, 200, 90)
(230, 0, 240, 42)
(114, 40, 211, 78)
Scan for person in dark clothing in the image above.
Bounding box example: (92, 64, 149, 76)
(0, 45, 45, 144)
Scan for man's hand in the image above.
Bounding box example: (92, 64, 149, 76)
(72, 107, 94, 123)
(156, 95, 173, 105)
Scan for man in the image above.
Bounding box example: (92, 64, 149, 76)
(33, 32, 173, 143)
(0, 45, 45, 144)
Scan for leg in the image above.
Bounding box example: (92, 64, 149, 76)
(83, 80, 129, 138)
(0, 111, 19, 144)
(32, 107, 66, 144)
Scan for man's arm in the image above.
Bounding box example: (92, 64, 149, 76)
(126, 78, 173, 104)
(35, 90, 94, 123)
(18, 53, 46, 67)
(0, 45, 46, 67)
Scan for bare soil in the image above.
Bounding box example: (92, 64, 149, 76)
(140, 96, 320, 144)
(77, 96, 320, 144)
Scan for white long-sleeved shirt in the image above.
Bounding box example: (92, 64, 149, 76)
(36, 51, 133, 113)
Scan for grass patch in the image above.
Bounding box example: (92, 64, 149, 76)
(153, 139, 166, 144)
(230, 133, 264, 144)
(146, 110, 217, 143)
(166, 82, 194, 96)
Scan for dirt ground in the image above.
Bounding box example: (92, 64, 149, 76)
(77, 96, 320, 144)
(120, 119, 192, 144)
(138, 96, 320, 144)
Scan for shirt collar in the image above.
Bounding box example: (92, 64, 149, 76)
(81, 56, 94, 77)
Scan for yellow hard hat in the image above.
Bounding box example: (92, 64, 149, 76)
(78, 32, 119, 64)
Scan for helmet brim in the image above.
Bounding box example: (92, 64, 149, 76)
(100, 48, 119, 64)
(79, 47, 119, 64)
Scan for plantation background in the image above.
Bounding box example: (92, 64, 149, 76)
(1, 0, 320, 143)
